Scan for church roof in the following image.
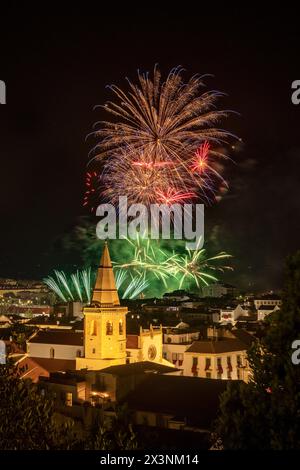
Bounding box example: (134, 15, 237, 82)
(92, 242, 120, 306)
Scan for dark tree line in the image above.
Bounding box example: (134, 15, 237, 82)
(214, 252, 300, 449)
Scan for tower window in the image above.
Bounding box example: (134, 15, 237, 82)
(90, 320, 97, 336)
(106, 321, 113, 335)
(119, 320, 123, 335)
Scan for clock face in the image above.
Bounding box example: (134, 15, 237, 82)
(148, 345, 157, 361)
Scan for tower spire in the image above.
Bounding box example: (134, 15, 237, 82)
(92, 241, 120, 306)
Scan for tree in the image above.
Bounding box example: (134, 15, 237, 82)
(0, 362, 79, 450)
(214, 251, 300, 449)
(86, 404, 138, 450)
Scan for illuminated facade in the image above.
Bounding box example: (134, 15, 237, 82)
(76, 242, 128, 371)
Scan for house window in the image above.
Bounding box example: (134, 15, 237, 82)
(178, 353, 183, 366)
(119, 320, 123, 335)
(76, 350, 82, 357)
(172, 352, 178, 365)
(106, 321, 113, 335)
(217, 357, 223, 379)
(50, 347, 55, 359)
(205, 357, 211, 371)
(237, 355, 242, 367)
(65, 392, 72, 407)
(192, 357, 198, 376)
(227, 356, 232, 373)
(206, 372, 211, 379)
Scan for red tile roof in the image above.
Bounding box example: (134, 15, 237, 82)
(17, 356, 76, 382)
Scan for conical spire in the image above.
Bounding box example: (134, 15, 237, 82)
(92, 242, 120, 306)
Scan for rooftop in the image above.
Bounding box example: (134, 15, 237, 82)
(255, 294, 281, 300)
(125, 375, 229, 429)
(258, 305, 279, 310)
(28, 330, 83, 346)
(186, 338, 248, 354)
(99, 361, 179, 377)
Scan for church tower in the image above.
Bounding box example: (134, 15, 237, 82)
(76, 242, 127, 371)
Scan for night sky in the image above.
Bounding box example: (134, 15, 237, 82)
(0, 8, 299, 291)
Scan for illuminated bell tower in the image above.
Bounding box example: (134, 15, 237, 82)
(76, 242, 127, 371)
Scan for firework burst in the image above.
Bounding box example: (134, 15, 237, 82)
(113, 234, 232, 291)
(88, 66, 235, 207)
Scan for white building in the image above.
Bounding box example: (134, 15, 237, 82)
(220, 304, 246, 324)
(257, 304, 280, 321)
(254, 295, 281, 310)
(183, 338, 250, 382)
(162, 322, 200, 370)
(27, 330, 84, 360)
(202, 283, 237, 298)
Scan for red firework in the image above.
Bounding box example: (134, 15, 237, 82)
(155, 188, 196, 205)
(83, 171, 99, 212)
(191, 141, 210, 174)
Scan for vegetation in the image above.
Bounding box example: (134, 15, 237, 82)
(214, 252, 300, 449)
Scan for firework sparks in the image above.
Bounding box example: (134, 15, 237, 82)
(122, 274, 149, 299)
(83, 171, 100, 213)
(114, 234, 232, 291)
(88, 66, 235, 206)
(191, 141, 210, 174)
(44, 269, 94, 304)
(155, 188, 196, 205)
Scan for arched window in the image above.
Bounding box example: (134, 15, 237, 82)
(90, 320, 97, 336)
(106, 321, 113, 335)
(50, 347, 55, 358)
(119, 320, 123, 335)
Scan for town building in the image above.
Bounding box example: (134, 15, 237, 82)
(254, 294, 282, 310)
(17, 243, 172, 378)
(184, 337, 250, 382)
(202, 283, 238, 298)
(162, 322, 200, 369)
(257, 304, 280, 321)
(27, 330, 84, 360)
(219, 304, 247, 324)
